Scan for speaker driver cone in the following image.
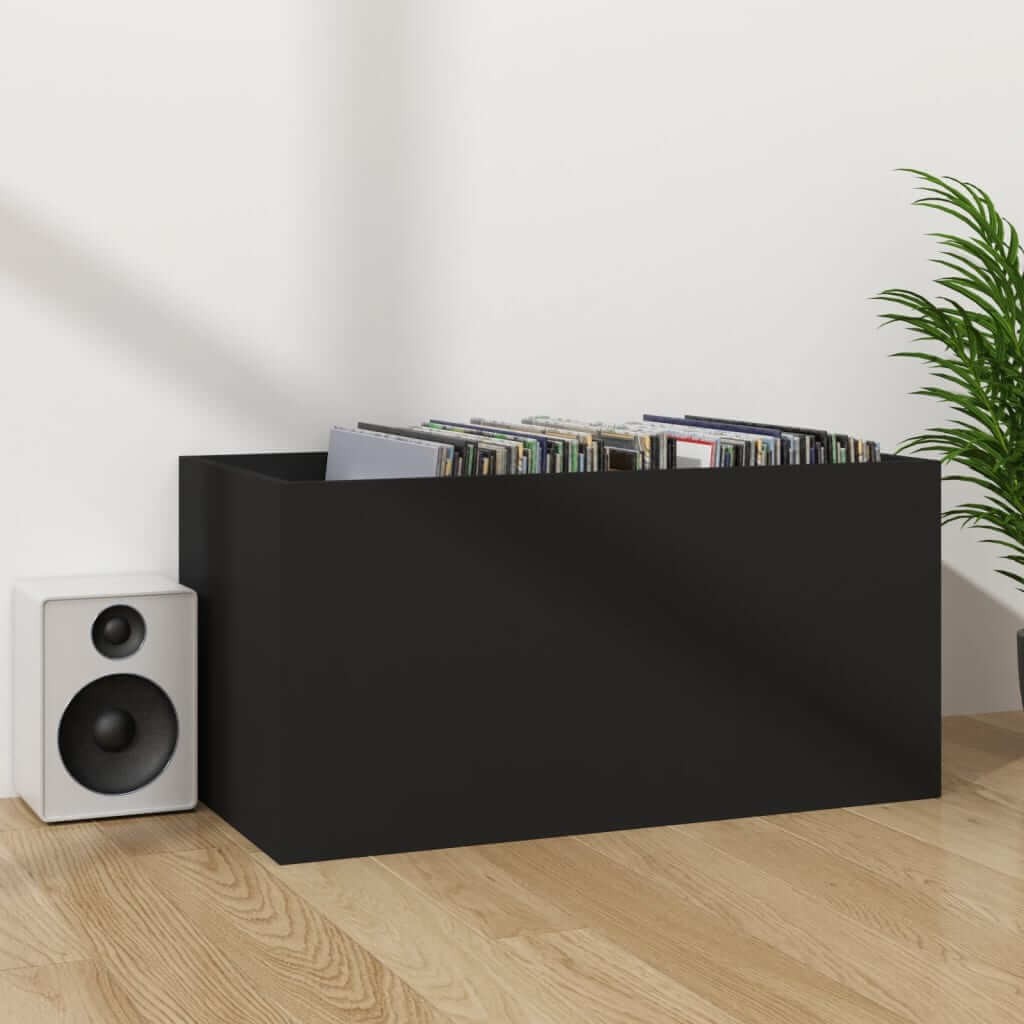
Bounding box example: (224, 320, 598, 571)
(92, 605, 146, 658)
(59, 674, 178, 794)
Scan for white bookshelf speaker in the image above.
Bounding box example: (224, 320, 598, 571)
(14, 574, 197, 823)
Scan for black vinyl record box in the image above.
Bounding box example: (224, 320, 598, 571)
(179, 452, 941, 865)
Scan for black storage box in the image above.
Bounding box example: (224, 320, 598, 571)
(179, 452, 941, 865)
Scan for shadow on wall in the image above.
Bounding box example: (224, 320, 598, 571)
(0, 192, 312, 439)
(0, 4, 440, 433)
(943, 563, 1023, 715)
(305, 0, 439, 414)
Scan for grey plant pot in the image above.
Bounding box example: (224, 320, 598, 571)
(1018, 629, 1024, 708)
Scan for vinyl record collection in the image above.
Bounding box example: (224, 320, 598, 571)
(325, 413, 882, 481)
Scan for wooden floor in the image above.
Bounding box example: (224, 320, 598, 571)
(2, 714, 1024, 1023)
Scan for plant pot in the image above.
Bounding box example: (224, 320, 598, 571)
(1017, 629, 1024, 708)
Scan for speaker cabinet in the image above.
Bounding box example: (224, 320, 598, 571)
(14, 574, 197, 823)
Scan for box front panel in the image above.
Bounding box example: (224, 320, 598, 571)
(275, 459, 940, 862)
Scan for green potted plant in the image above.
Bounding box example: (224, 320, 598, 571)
(878, 169, 1024, 707)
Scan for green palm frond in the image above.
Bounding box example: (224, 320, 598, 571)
(877, 169, 1024, 591)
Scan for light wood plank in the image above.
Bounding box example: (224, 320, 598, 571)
(853, 787, 1024, 881)
(479, 835, 910, 1024)
(943, 770, 1024, 820)
(0, 840, 92, 971)
(0, 713, 1020, 1024)
(773, 805, 1024, 939)
(366, 852, 750, 1024)
(943, 716, 1024, 792)
(581, 824, 1018, 1023)
(499, 928, 750, 1024)
(279, 855, 566, 1024)
(0, 823, 301, 1024)
(0, 799, 42, 834)
(95, 804, 248, 858)
(377, 844, 581, 939)
(138, 844, 451, 1024)
(678, 815, 1024, 998)
(974, 711, 1024, 736)
(0, 960, 143, 1024)
(946, 715, 1024, 760)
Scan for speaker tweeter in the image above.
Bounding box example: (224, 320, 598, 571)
(92, 604, 146, 658)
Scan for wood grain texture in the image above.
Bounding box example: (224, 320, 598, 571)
(0, 960, 143, 1024)
(138, 845, 448, 1024)
(2, 712, 1024, 1023)
(773, 805, 1024, 940)
(279, 855, 565, 1024)
(853, 783, 1024, 881)
(975, 711, 1024, 735)
(942, 716, 1024, 809)
(377, 844, 581, 939)
(498, 928, 750, 1024)
(580, 823, 1019, 1022)
(0, 842, 92, 971)
(0, 799, 41, 833)
(477, 834, 909, 1024)
(677, 815, 1024, 1000)
(0, 824, 302, 1024)
(95, 804, 250, 858)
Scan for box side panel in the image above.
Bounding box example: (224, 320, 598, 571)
(845, 458, 942, 793)
(271, 459, 941, 863)
(179, 457, 282, 856)
(12, 587, 44, 818)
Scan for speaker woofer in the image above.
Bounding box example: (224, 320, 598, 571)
(92, 605, 146, 659)
(58, 674, 178, 795)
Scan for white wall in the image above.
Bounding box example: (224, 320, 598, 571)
(2, 1, 1023, 795)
